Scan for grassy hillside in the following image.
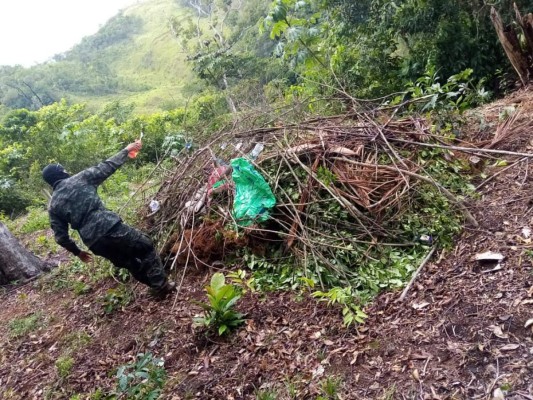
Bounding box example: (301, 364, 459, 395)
(0, 0, 196, 116)
(77, 0, 194, 113)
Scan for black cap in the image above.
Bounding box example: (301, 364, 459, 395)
(42, 164, 70, 188)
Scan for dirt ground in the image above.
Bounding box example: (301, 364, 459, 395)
(1, 90, 533, 400)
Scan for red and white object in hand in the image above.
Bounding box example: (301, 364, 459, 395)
(127, 132, 144, 158)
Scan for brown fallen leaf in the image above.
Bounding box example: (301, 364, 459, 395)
(500, 344, 520, 351)
(489, 325, 509, 339)
(411, 352, 432, 360)
(350, 351, 359, 365)
(312, 331, 322, 339)
(525, 319, 533, 334)
(412, 369, 420, 381)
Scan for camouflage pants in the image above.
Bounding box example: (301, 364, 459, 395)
(90, 223, 167, 289)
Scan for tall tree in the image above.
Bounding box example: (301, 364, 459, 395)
(169, 0, 275, 113)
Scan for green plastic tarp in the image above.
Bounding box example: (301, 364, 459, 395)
(230, 157, 276, 227)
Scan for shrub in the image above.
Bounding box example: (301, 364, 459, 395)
(0, 180, 33, 216)
(102, 286, 132, 314)
(112, 352, 166, 400)
(312, 287, 368, 327)
(193, 272, 245, 336)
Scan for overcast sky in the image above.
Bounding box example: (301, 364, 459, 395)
(0, 0, 140, 67)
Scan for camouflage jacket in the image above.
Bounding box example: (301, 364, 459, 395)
(48, 149, 130, 254)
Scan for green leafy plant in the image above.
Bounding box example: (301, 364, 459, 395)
(316, 166, 337, 186)
(403, 67, 490, 112)
(72, 281, 92, 296)
(112, 267, 132, 283)
(102, 286, 132, 314)
(193, 272, 245, 336)
(61, 330, 92, 353)
(34, 234, 59, 253)
(312, 287, 367, 327)
(55, 356, 75, 380)
(243, 251, 314, 292)
(112, 352, 166, 400)
(19, 206, 50, 234)
(255, 389, 279, 400)
(227, 269, 256, 293)
(89, 389, 105, 400)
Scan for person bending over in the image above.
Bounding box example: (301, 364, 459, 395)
(42, 141, 175, 297)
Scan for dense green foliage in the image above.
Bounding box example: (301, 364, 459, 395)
(260, 0, 533, 100)
(1, 0, 531, 324)
(1, 0, 531, 118)
(0, 101, 187, 215)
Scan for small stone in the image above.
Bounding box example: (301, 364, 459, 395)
(493, 387, 505, 400)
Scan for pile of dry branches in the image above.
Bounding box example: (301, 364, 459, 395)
(142, 110, 479, 277)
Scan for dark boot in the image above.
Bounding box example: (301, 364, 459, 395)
(149, 280, 176, 299)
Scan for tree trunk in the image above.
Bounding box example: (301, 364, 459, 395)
(0, 222, 46, 285)
(514, 3, 533, 57)
(491, 5, 533, 87)
(491, 6, 530, 86)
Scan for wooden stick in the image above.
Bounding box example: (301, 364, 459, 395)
(475, 157, 527, 190)
(390, 138, 533, 158)
(399, 246, 437, 302)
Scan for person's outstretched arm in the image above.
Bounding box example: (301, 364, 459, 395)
(78, 141, 142, 186)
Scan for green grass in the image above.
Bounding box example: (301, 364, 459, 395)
(72, 0, 194, 115)
(19, 206, 50, 234)
(318, 376, 342, 399)
(55, 356, 75, 379)
(255, 390, 278, 400)
(8, 312, 44, 338)
(61, 330, 92, 352)
(0, 212, 20, 232)
(36, 258, 115, 294)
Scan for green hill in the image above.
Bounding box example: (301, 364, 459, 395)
(0, 0, 195, 116)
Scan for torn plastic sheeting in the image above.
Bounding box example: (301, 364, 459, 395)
(231, 157, 276, 227)
(206, 165, 232, 209)
(212, 180, 225, 189)
(207, 165, 232, 194)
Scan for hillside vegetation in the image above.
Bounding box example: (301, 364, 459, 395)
(2, 0, 533, 398)
(0, 0, 193, 116)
